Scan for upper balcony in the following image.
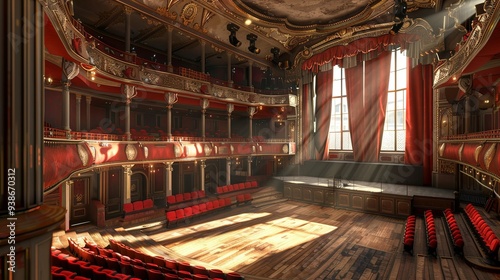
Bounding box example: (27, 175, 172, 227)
(43, 0, 298, 109)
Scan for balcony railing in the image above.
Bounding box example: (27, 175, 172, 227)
(441, 129, 500, 141)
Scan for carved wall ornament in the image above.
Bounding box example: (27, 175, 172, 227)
(458, 143, 464, 161)
(438, 143, 446, 157)
(88, 146, 96, 160)
(484, 143, 496, 169)
(180, 3, 198, 26)
(125, 144, 138, 160)
(174, 144, 182, 158)
(143, 146, 149, 159)
(77, 144, 89, 166)
(204, 144, 212, 156)
(474, 145, 483, 163)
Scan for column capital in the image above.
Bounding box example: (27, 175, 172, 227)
(227, 103, 234, 114)
(201, 98, 210, 110)
(121, 84, 137, 101)
(123, 5, 133, 15)
(75, 94, 82, 100)
(248, 106, 257, 118)
(86, 96, 92, 103)
(165, 92, 178, 105)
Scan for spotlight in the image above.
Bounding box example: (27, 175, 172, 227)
(246, 33, 260, 54)
(393, 0, 407, 23)
(227, 23, 241, 47)
(271, 47, 280, 61)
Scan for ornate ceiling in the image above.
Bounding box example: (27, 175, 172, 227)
(72, 0, 441, 71)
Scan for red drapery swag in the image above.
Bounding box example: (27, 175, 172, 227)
(301, 83, 314, 161)
(405, 59, 433, 185)
(302, 34, 419, 73)
(345, 51, 392, 162)
(315, 68, 333, 160)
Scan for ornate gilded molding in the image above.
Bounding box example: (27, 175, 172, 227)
(77, 144, 89, 166)
(484, 143, 496, 169)
(44, 0, 294, 108)
(125, 144, 138, 160)
(434, 0, 499, 87)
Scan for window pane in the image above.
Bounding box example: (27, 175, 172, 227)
(381, 130, 395, 151)
(397, 50, 407, 70)
(397, 130, 406, 151)
(396, 69, 406, 89)
(329, 132, 341, 150)
(342, 132, 352, 150)
(388, 71, 395, 91)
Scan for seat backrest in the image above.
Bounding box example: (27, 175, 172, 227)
(143, 199, 154, 209)
(133, 200, 143, 211)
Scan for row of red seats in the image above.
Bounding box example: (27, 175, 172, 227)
(403, 215, 416, 255)
(424, 210, 438, 256)
(108, 239, 245, 280)
(236, 194, 253, 205)
(464, 203, 500, 261)
(443, 208, 464, 255)
(123, 199, 155, 215)
(167, 190, 206, 206)
(52, 247, 142, 280)
(67, 236, 245, 280)
(216, 181, 258, 195)
(166, 197, 233, 227)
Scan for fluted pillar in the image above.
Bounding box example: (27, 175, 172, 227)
(248, 60, 254, 91)
(124, 7, 132, 52)
(226, 157, 232, 186)
(247, 157, 252, 177)
(227, 103, 234, 138)
(165, 162, 173, 196)
(248, 106, 257, 140)
(200, 40, 206, 74)
(201, 98, 209, 140)
(61, 180, 72, 231)
(122, 84, 137, 141)
(164, 92, 178, 139)
(86, 96, 92, 131)
(1, 1, 65, 279)
(227, 52, 233, 87)
(75, 94, 81, 131)
(166, 25, 173, 72)
(61, 59, 79, 138)
(200, 160, 206, 191)
(123, 165, 134, 204)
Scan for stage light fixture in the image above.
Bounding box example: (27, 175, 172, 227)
(393, 0, 407, 23)
(227, 23, 242, 47)
(246, 33, 260, 54)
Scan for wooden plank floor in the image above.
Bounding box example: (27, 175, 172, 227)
(54, 199, 500, 280)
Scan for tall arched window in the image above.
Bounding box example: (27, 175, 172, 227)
(328, 49, 407, 152)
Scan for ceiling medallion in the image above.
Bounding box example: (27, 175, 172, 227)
(125, 144, 138, 161)
(180, 3, 198, 26)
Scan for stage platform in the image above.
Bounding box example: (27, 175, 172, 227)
(275, 176, 457, 217)
(275, 176, 456, 198)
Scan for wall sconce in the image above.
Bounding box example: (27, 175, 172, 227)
(247, 33, 260, 54)
(227, 23, 241, 47)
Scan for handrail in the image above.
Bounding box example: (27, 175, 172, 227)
(442, 129, 500, 141)
(44, 126, 294, 143)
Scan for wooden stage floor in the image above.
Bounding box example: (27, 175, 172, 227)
(54, 191, 500, 280)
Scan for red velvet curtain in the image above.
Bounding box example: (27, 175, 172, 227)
(315, 68, 333, 160)
(302, 34, 419, 72)
(405, 59, 433, 185)
(345, 51, 392, 162)
(301, 83, 313, 161)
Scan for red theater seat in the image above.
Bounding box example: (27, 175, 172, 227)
(132, 200, 143, 211)
(167, 195, 176, 205)
(123, 203, 134, 213)
(143, 199, 154, 209)
(175, 194, 184, 203)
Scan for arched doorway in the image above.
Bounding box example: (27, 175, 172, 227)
(131, 172, 147, 202)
